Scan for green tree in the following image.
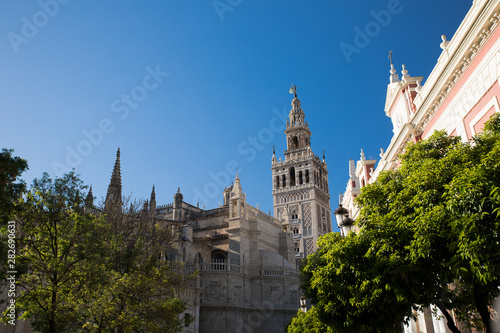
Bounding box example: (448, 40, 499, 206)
(286, 306, 334, 333)
(76, 225, 193, 333)
(443, 115, 500, 329)
(300, 232, 407, 333)
(0, 148, 28, 225)
(6, 172, 192, 333)
(12, 172, 107, 332)
(75, 196, 194, 333)
(300, 114, 500, 332)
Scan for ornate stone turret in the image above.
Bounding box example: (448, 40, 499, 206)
(105, 148, 122, 211)
(223, 184, 233, 206)
(84, 186, 94, 214)
(85, 186, 93, 207)
(173, 187, 184, 221)
(229, 174, 246, 219)
(271, 144, 277, 164)
(284, 85, 312, 157)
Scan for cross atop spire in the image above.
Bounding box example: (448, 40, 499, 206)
(388, 51, 400, 84)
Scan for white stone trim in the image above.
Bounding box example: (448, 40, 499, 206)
(469, 95, 500, 135)
(422, 30, 500, 137)
(413, 1, 500, 134)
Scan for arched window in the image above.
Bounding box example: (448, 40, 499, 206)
(211, 251, 227, 270)
(291, 136, 299, 149)
(305, 170, 310, 183)
(289, 167, 296, 186)
(275, 175, 280, 189)
(299, 171, 303, 185)
(282, 174, 286, 188)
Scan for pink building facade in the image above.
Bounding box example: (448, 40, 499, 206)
(340, 1, 500, 331)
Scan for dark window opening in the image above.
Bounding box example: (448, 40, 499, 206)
(290, 167, 296, 186)
(211, 251, 227, 270)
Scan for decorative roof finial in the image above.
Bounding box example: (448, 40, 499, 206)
(388, 51, 399, 84)
(402, 64, 409, 78)
(440, 35, 449, 50)
(322, 149, 326, 162)
(289, 84, 298, 98)
(272, 144, 276, 155)
(416, 80, 422, 93)
(360, 148, 366, 161)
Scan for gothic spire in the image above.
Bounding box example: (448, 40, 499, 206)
(150, 185, 156, 202)
(150, 185, 156, 213)
(85, 185, 93, 207)
(105, 148, 122, 206)
(231, 174, 245, 200)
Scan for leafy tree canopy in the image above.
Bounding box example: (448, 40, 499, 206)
(0, 148, 28, 225)
(299, 114, 500, 333)
(2, 172, 191, 333)
(286, 306, 334, 333)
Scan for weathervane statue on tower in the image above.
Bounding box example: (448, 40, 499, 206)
(289, 84, 298, 98)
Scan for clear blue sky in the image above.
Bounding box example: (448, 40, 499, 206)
(1, 1, 472, 228)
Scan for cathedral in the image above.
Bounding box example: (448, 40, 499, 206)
(85, 89, 332, 333)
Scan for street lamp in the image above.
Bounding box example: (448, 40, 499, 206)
(334, 204, 355, 236)
(300, 294, 307, 313)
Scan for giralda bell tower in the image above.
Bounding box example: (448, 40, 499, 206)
(271, 85, 332, 263)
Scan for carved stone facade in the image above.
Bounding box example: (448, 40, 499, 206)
(95, 153, 300, 333)
(272, 89, 332, 265)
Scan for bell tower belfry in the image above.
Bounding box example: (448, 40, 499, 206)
(272, 85, 332, 263)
